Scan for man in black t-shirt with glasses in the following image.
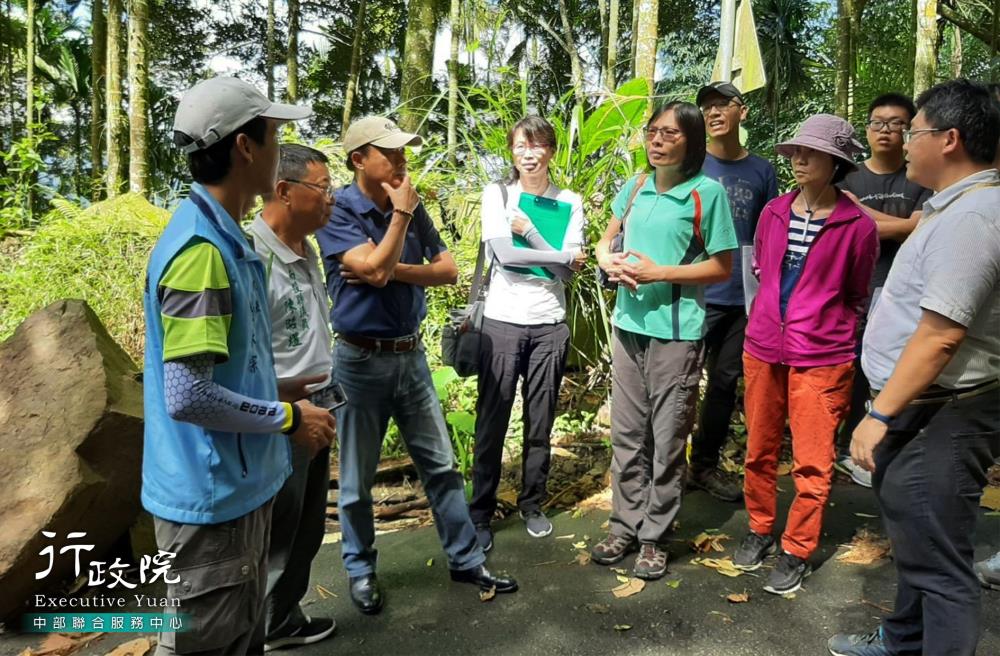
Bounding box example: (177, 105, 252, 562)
(834, 93, 932, 489)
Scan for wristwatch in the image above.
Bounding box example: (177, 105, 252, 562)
(865, 400, 894, 425)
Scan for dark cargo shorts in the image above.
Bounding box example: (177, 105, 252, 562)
(154, 500, 273, 656)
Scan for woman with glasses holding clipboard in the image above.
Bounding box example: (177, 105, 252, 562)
(469, 116, 588, 553)
(592, 102, 737, 580)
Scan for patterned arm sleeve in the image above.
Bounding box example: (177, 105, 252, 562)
(164, 354, 295, 434)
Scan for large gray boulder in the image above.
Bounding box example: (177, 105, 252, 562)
(0, 300, 143, 621)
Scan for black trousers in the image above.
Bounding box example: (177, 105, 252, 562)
(874, 388, 1000, 656)
(691, 304, 747, 472)
(469, 317, 570, 525)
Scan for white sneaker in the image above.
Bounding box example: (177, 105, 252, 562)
(835, 455, 873, 488)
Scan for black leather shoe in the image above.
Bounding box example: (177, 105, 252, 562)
(449, 564, 518, 593)
(349, 574, 384, 614)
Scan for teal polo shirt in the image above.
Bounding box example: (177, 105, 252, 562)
(611, 172, 737, 341)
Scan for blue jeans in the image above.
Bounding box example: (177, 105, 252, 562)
(332, 340, 485, 577)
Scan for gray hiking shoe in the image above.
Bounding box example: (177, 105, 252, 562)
(689, 468, 743, 502)
(827, 628, 890, 656)
(519, 510, 553, 538)
(975, 550, 1000, 590)
(590, 533, 637, 565)
(633, 542, 668, 580)
(763, 551, 812, 595)
(732, 531, 777, 571)
(835, 454, 873, 488)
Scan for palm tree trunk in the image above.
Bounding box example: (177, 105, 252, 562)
(399, 0, 436, 133)
(25, 0, 34, 137)
(835, 0, 851, 118)
(90, 0, 106, 199)
(128, 0, 148, 195)
(73, 103, 83, 198)
(6, 0, 15, 141)
(629, 0, 639, 78)
(913, 0, 939, 97)
(633, 0, 657, 103)
(557, 0, 585, 108)
(25, 0, 35, 217)
(341, 0, 366, 136)
(598, 0, 608, 88)
(106, 0, 125, 198)
(286, 0, 299, 101)
(266, 0, 275, 99)
(605, 0, 619, 91)
(950, 26, 961, 78)
(446, 0, 460, 165)
(342, 0, 367, 136)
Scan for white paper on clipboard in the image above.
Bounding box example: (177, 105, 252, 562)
(741, 245, 758, 316)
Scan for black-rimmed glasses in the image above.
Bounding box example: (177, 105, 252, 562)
(866, 119, 908, 133)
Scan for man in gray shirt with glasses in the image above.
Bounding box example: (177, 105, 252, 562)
(828, 79, 1000, 656)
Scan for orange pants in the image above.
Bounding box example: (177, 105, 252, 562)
(742, 352, 854, 560)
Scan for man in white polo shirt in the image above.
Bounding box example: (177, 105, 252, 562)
(250, 143, 337, 650)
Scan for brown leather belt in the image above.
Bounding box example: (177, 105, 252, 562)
(338, 333, 419, 354)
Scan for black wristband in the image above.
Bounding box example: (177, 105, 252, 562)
(283, 402, 302, 435)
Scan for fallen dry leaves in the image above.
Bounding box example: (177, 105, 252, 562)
(575, 488, 613, 513)
(479, 585, 497, 602)
(690, 531, 732, 553)
(981, 487, 1000, 511)
(612, 577, 646, 598)
(691, 557, 744, 578)
(105, 638, 153, 656)
(19, 633, 105, 656)
(836, 528, 892, 565)
(726, 591, 750, 603)
(575, 551, 591, 566)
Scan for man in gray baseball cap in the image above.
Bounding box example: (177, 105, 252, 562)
(143, 76, 336, 655)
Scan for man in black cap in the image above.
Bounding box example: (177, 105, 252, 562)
(690, 81, 778, 502)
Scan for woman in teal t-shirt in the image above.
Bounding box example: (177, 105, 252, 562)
(592, 101, 738, 580)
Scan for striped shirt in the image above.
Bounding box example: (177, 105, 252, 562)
(780, 212, 826, 317)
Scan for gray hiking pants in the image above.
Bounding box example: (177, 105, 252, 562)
(609, 328, 704, 545)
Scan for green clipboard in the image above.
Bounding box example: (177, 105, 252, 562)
(507, 193, 572, 280)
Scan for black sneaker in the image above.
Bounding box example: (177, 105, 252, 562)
(475, 523, 493, 553)
(632, 543, 668, 580)
(764, 551, 812, 595)
(827, 628, 890, 656)
(688, 468, 743, 502)
(264, 615, 336, 651)
(732, 531, 777, 571)
(520, 510, 553, 538)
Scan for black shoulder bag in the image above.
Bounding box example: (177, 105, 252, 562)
(441, 182, 506, 377)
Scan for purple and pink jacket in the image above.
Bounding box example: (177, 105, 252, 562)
(744, 190, 879, 368)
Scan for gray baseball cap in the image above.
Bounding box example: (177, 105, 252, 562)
(173, 77, 312, 154)
(342, 116, 423, 154)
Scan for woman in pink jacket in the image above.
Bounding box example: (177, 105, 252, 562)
(732, 114, 878, 595)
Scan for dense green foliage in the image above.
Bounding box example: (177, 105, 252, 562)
(0, 193, 168, 360)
